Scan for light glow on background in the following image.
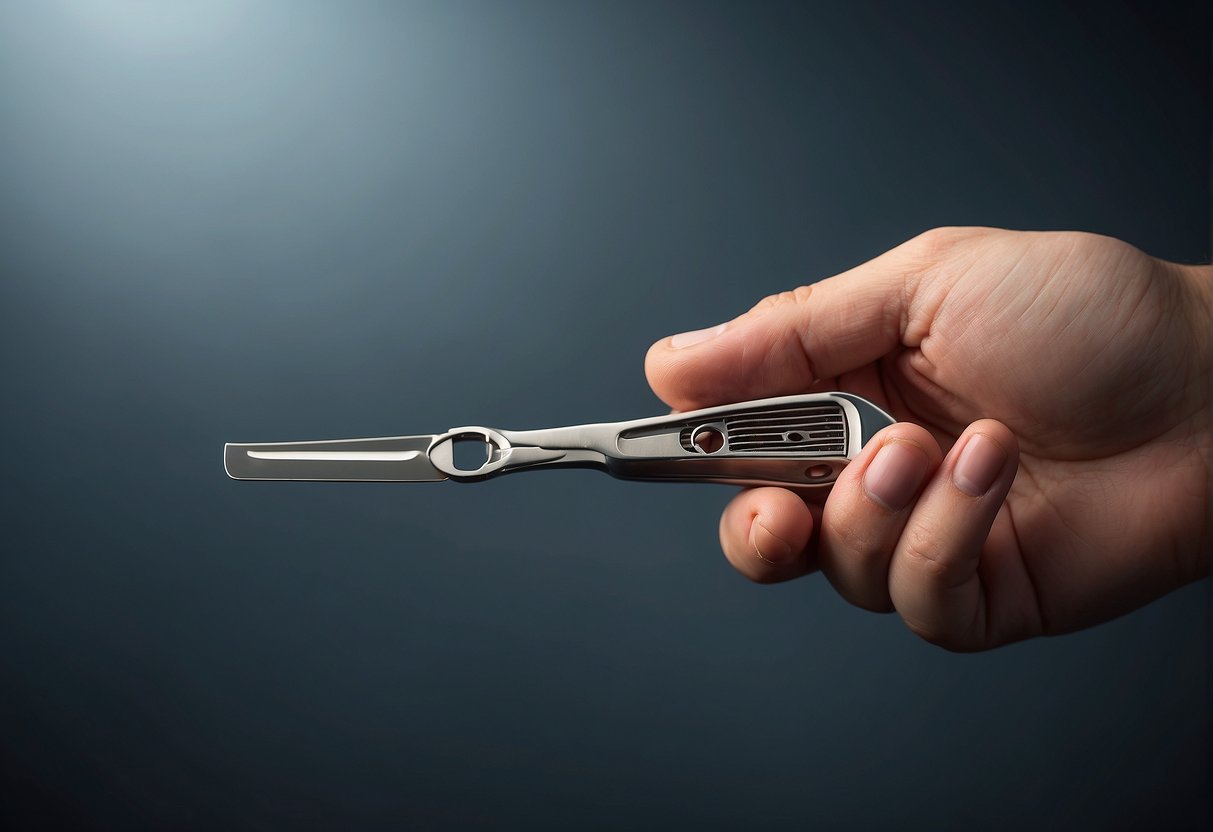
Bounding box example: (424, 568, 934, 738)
(54, 0, 247, 53)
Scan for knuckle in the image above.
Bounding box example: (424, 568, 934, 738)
(829, 515, 886, 567)
(899, 527, 964, 587)
(888, 227, 984, 290)
(750, 284, 814, 314)
(898, 226, 989, 267)
(912, 225, 974, 251)
(1052, 229, 1120, 255)
(821, 511, 896, 612)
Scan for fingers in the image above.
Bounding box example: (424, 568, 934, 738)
(719, 487, 817, 584)
(646, 275, 902, 411)
(819, 422, 945, 612)
(716, 419, 1020, 651)
(887, 420, 1018, 650)
(644, 237, 934, 411)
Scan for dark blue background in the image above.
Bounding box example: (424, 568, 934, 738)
(1, 2, 1208, 828)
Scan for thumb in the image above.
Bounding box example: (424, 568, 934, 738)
(644, 241, 925, 411)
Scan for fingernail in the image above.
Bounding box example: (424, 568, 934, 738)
(669, 323, 727, 349)
(751, 519, 793, 565)
(953, 434, 1007, 497)
(864, 441, 931, 511)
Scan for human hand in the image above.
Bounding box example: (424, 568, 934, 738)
(646, 228, 1212, 650)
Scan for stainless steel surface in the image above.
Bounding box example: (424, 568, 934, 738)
(224, 392, 894, 488)
(224, 434, 443, 481)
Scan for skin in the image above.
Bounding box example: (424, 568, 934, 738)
(645, 227, 1213, 651)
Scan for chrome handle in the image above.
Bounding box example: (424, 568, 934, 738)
(437, 393, 893, 488)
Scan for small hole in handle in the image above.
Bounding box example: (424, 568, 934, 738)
(691, 426, 725, 454)
(786, 431, 805, 442)
(451, 437, 492, 471)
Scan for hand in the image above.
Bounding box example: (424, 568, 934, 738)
(646, 228, 1212, 651)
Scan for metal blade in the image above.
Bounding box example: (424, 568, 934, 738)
(224, 434, 444, 482)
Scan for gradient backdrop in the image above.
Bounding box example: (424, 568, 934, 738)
(1, 2, 1209, 829)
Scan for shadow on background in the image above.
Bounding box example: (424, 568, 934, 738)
(0, 2, 1208, 829)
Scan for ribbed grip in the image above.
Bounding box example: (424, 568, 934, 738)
(677, 401, 847, 456)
